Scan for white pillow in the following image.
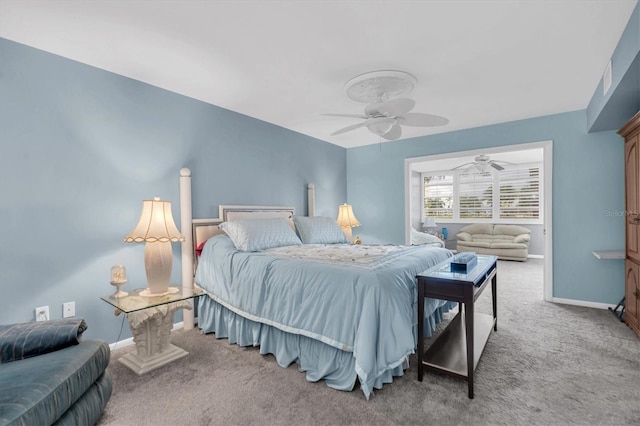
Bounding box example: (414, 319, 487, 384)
(219, 218, 302, 252)
(293, 216, 348, 244)
(410, 227, 444, 247)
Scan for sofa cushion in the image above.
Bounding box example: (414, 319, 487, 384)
(0, 339, 111, 426)
(513, 234, 531, 243)
(470, 234, 494, 242)
(0, 318, 87, 363)
(456, 231, 472, 242)
(457, 241, 491, 249)
(491, 242, 528, 249)
(459, 223, 494, 235)
(493, 224, 531, 236)
(54, 371, 112, 426)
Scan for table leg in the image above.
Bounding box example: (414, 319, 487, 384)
(465, 301, 474, 399)
(417, 281, 425, 382)
(119, 302, 191, 375)
(492, 272, 498, 331)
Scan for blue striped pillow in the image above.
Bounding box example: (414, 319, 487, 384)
(219, 218, 302, 252)
(293, 216, 348, 244)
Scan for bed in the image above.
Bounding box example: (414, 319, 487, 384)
(179, 171, 455, 399)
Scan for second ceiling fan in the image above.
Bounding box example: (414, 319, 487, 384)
(452, 154, 513, 173)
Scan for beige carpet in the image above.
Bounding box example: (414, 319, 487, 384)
(97, 259, 640, 426)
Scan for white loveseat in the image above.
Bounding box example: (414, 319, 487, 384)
(456, 223, 531, 261)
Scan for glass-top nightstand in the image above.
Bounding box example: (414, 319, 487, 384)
(101, 286, 205, 314)
(101, 286, 205, 375)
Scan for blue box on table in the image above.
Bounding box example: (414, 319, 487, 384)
(450, 252, 478, 273)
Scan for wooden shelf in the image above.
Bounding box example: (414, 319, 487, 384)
(422, 312, 495, 377)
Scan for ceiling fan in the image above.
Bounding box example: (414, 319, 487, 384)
(323, 70, 448, 141)
(452, 154, 513, 173)
(323, 97, 449, 141)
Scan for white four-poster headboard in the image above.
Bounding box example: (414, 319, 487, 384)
(178, 168, 316, 330)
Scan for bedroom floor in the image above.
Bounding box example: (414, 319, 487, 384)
(98, 259, 640, 426)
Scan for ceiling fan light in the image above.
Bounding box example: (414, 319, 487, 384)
(476, 162, 489, 172)
(367, 118, 396, 136)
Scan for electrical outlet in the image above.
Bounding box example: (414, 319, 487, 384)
(63, 301, 75, 318)
(35, 306, 49, 322)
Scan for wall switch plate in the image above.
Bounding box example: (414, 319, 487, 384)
(35, 306, 49, 322)
(63, 302, 75, 318)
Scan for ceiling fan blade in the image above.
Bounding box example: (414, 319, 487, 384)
(490, 162, 505, 171)
(451, 162, 474, 170)
(376, 98, 415, 116)
(460, 165, 478, 174)
(398, 113, 449, 127)
(382, 124, 402, 140)
(322, 113, 369, 119)
(330, 121, 366, 136)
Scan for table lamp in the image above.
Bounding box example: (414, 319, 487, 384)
(422, 217, 438, 235)
(336, 203, 360, 242)
(124, 197, 185, 296)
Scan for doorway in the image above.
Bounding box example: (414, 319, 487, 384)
(404, 140, 553, 301)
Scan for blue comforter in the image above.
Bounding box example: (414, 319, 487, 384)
(195, 235, 453, 398)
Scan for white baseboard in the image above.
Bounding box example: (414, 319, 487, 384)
(527, 254, 544, 259)
(551, 297, 615, 310)
(108, 319, 197, 351)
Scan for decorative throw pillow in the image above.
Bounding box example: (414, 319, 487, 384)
(293, 216, 348, 244)
(219, 217, 302, 252)
(410, 227, 444, 247)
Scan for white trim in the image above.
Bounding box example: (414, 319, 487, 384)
(551, 297, 615, 311)
(527, 254, 544, 259)
(109, 337, 134, 351)
(543, 141, 553, 302)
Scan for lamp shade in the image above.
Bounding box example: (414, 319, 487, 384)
(422, 217, 437, 228)
(336, 203, 361, 228)
(124, 197, 185, 243)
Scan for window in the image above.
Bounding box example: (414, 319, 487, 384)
(499, 167, 540, 219)
(459, 171, 493, 219)
(424, 175, 453, 219)
(422, 164, 541, 223)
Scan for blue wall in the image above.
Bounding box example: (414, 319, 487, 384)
(347, 111, 625, 305)
(587, 1, 639, 132)
(0, 38, 346, 342)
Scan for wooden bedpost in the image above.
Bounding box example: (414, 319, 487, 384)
(180, 167, 195, 330)
(308, 183, 315, 217)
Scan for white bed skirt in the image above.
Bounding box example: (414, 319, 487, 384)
(197, 295, 455, 399)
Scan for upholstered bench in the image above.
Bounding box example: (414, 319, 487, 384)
(0, 318, 112, 426)
(456, 223, 531, 261)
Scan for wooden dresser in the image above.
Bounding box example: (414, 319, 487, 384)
(620, 111, 640, 338)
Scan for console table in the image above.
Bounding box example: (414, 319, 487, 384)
(416, 255, 497, 398)
(101, 286, 204, 375)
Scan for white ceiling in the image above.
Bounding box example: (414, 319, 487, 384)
(0, 0, 637, 148)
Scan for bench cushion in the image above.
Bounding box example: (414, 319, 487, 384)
(0, 339, 111, 426)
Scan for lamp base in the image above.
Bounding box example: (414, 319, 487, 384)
(144, 241, 174, 295)
(341, 226, 353, 241)
(110, 281, 128, 299)
(139, 286, 179, 297)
